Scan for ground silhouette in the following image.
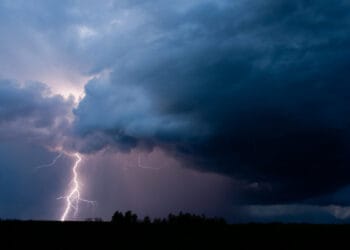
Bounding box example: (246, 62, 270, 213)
(0, 211, 348, 248)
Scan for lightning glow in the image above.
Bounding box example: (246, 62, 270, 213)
(60, 152, 95, 221)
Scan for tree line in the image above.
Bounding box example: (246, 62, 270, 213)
(110, 210, 227, 225)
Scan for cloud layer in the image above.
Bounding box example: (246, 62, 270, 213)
(74, 0, 350, 204)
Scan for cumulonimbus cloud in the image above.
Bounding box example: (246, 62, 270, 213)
(73, 0, 350, 204)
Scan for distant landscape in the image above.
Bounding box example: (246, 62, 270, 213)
(2, 2, 350, 244)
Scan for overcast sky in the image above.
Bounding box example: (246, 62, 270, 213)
(1, 0, 350, 223)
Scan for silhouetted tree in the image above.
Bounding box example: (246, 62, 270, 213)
(143, 216, 151, 224)
(112, 211, 124, 224)
(124, 211, 138, 224)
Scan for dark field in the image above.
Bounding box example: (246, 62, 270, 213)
(1, 220, 348, 249)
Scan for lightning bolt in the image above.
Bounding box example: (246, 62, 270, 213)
(137, 154, 161, 170)
(59, 152, 95, 221)
(35, 152, 63, 170)
(123, 154, 162, 171)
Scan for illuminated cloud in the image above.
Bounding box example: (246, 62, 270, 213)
(0, 79, 73, 147)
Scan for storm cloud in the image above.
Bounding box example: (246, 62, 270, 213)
(0, 79, 73, 147)
(74, 0, 350, 204)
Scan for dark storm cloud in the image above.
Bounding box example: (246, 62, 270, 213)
(74, 0, 350, 204)
(0, 79, 73, 147)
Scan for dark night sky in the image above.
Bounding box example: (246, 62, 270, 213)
(1, 0, 350, 223)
